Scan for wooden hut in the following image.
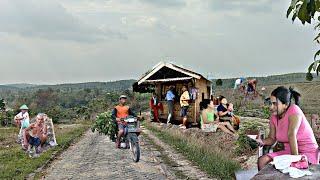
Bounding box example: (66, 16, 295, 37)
(133, 62, 212, 124)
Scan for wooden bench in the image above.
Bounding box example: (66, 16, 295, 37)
(252, 164, 320, 180)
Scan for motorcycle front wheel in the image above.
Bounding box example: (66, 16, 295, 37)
(129, 134, 140, 162)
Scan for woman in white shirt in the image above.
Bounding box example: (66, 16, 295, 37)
(14, 104, 30, 148)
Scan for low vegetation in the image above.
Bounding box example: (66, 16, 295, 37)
(145, 122, 241, 179)
(0, 124, 89, 179)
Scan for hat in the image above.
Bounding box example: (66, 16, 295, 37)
(119, 95, 127, 100)
(19, 104, 29, 110)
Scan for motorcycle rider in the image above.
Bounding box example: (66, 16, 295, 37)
(111, 95, 136, 148)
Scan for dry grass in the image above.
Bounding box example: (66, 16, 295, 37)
(145, 122, 241, 179)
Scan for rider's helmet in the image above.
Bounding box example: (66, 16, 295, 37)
(119, 95, 127, 100)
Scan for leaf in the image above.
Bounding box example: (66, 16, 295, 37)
(291, 0, 300, 7)
(314, 49, 320, 60)
(316, 0, 320, 10)
(292, 13, 298, 22)
(308, 62, 314, 73)
(297, 0, 309, 24)
(306, 72, 314, 81)
(313, 33, 320, 42)
(314, 60, 320, 71)
(287, 6, 294, 18)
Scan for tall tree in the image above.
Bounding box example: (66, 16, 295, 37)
(287, 0, 320, 79)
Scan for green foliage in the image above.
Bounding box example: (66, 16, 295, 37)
(262, 106, 271, 119)
(212, 73, 320, 89)
(287, 0, 320, 78)
(91, 111, 117, 141)
(306, 72, 314, 81)
(216, 79, 223, 86)
(236, 121, 266, 155)
(0, 125, 88, 179)
(0, 99, 5, 110)
(308, 60, 320, 76)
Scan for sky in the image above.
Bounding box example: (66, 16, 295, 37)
(0, 0, 318, 84)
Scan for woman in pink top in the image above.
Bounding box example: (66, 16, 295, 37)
(257, 86, 319, 170)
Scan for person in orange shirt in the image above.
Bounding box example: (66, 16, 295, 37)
(111, 95, 136, 148)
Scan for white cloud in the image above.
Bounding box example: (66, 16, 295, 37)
(121, 16, 158, 27)
(0, 0, 126, 42)
(0, 0, 317, 84)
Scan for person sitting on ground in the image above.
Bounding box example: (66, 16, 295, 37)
(200, 99, 236, 136)
(217, 96, 240, 130)
(111, 95, 136, 148)
(256, 86, 319, 171)
(25, 113, 48, 156)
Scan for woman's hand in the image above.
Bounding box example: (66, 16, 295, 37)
(255, 138, 265, 147)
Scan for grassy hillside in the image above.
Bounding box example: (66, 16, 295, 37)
(213, 73, 320, 89)
(215, 81, 320, 118)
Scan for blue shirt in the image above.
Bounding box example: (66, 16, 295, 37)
(166, 90, 175, 101)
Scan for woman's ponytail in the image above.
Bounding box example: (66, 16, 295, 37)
(289, 87, 301, 106)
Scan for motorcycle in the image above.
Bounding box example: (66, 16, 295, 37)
(118, 116, 141, 162)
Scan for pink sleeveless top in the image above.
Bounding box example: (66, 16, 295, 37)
(268, 104, 319, 164)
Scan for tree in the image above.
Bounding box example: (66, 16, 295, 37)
(0, 99, 5, 111)
(216, 79, 223, 86)
(287, 0, 320, 79)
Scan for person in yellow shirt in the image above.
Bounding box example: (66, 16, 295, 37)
(180, 86, 190, 129)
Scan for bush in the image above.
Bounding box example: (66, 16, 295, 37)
(216, 79, 223, 86)
(91, 111, 117, 141)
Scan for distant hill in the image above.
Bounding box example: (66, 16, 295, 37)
(0, 80, 136, 93)
(5, 83, 38, 89)
(1, 73, 319, 92)
(212, 73, 320, 89)
(0, 85, 19, 91)
(31, 80, 136, 92)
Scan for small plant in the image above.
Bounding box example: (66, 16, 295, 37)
(91, 111, 117, 141)
(262, 106, 271, 119)
(236, 121, 266, 155)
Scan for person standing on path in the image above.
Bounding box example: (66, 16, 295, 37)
(180, 86, 190, 129)
(149, 92, 163, 122)
(14, 104, 30, 148)
(166, 86, 175, 125)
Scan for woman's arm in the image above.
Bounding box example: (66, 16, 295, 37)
(288, 114, 301, 155)
(202, 110, 208, 124)
(214, 112, 219, 122)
